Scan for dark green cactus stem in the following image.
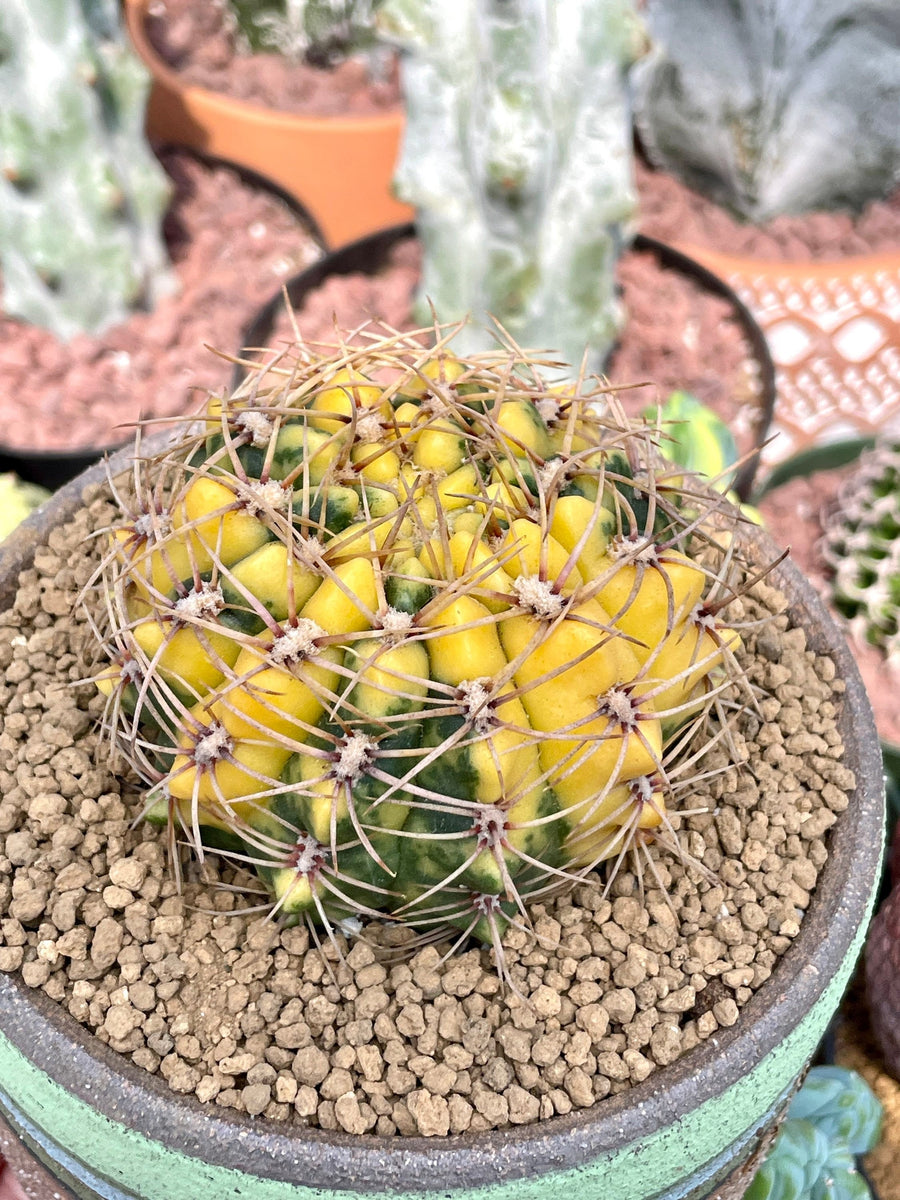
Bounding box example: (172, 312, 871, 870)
(381, 0, 643, 378)
(0, 0, 174, 340)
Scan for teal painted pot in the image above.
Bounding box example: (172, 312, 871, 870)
(0, 449, 885, 1200)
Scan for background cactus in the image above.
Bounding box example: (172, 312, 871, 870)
(745, 1065, 882, 1200)
(821, 437, 900, 669)
(380, 0, 643, 377)
(0, 0, 174, 340)
(88, 324, 754, 963)
(227, 0, 383, 66)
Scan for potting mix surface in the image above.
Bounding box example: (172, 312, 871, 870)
(0, 477, 854, 1136)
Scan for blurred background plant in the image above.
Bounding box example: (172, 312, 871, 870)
(745, 1066, 883, 1200)
(0, 0, 175, 339)
(227, 0, 386, 67)
(632, 0, 900, 221)
(379, 0, 643, 378)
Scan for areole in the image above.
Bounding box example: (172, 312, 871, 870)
(0, 438, 884, 1200)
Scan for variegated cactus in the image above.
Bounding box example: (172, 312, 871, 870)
(88, 324, 755, 965)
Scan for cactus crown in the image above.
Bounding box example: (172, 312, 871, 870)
(87, 322, 760, 973)
(822, 437, 900, 668)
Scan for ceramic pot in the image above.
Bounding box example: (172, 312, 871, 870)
(0, 440, 884, 1200)
(122, 0, 413, 248)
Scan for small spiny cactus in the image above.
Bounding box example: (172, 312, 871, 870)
(821, 438, 900, 669)
(85, 322, 764, 968)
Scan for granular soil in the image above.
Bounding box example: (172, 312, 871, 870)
(0, 480, 855, 1135)
(0, 149, 320, 456)
(144, 0, 402, 116)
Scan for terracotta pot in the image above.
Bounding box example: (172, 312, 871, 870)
(122, 0, 413, 248)
(0, 439, 884, 1200)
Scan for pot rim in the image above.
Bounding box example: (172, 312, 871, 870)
(0, 438, 884, 1191)
(122, 0, 405, 135)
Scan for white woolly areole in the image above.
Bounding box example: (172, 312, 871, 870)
(193, 722, 233, 766)
(473, 804, 509, 848)
(611, 533, 659, 564)
(234, 409, 275, 448)
(332, 733, 377, 783)
(355, 410, 384, 444)
(132, 510, 172, 543)
(536, 397, 560, 424)
(514, 574, 564, 619)
(290, 835, 324, 876)
(597, 685, 638, 729)
(268, 618, 325, 665)
(457, 678, 496, 732)
(694, 606, 716, 633)
(295, 535, 325, 569)
(240, 478, 291, 517)
(379, 606, 414, 641)
(630, 775, 655, 805)
(119, 657, 143, 684)
(536, 458, 564, 493)
(174, 582, 225, 621)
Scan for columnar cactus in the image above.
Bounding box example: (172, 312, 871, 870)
(381, 0, 642, 377)
(821, 438, 900, 668)
(89, 324, 752, 961)
(0, 0, 174, 340)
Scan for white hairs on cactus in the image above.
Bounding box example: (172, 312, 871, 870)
(0, 0, 175, 340)
(380, 0, 643, 378)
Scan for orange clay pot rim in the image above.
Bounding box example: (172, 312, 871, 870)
(674, 241, 900, 277)
(123, 0, 405, 136)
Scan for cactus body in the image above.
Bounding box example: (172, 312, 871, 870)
(92, 326, 746, 950)
(382, 0, 642, 377)
(822, 439, 900, 668)
(0, 0, 174, 339)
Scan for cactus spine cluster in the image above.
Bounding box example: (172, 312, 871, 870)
(0, 0, 174, 340)
(821, 438, 900, 668)
(381, 0, 642, 377)
(89, 324, 751, 958)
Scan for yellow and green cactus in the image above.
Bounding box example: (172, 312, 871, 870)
(90, 324, 750, 956)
